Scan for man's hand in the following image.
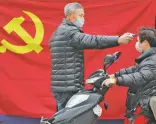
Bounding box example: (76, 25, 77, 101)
(102, 78, 117, 87)
(118, 33, 134, 44)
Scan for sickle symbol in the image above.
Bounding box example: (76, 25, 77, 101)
(0, 11, 44, 54)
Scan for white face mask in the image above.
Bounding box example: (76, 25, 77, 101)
(73, 17, 84, 28)
(135, 42, 143, 53)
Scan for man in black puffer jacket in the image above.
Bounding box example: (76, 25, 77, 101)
(49, 2, 133, 111)
(103, 27, 156, 123)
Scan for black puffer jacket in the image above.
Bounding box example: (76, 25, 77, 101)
(115, 48, 156, 121)
(115, 47, 156, 93)
(49, 18, 119, 92)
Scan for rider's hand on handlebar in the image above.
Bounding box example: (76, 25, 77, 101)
(102, 78, 117, 87)
(109, 74, 115, 78)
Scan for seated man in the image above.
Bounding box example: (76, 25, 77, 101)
(102, 27, 156, 123)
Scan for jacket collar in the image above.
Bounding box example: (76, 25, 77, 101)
(62, 18, 83, 32)
(135, 47, 156, 64)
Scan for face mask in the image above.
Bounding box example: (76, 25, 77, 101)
(135, 42, 143, 53)
(73, 17, 84, 28)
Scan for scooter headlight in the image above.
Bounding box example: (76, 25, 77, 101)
(65, 94, 89, 108)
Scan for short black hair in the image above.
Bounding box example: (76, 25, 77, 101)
(139, 27, 156, 47)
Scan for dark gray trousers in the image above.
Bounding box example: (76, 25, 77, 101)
(54, 92, 77, 111)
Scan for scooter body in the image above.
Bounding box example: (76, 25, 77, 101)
(40, 52, 121, 124)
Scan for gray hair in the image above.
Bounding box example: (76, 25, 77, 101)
(64, 2, 83, 17)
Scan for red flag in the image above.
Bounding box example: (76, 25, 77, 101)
(0, 1, 156, 122)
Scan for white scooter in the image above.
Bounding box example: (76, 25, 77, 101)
(40, 51, 122, 124)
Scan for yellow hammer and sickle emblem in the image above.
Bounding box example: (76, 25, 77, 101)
(0, 11, 44, 54)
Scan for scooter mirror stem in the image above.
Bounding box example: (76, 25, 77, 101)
(104, 65, 108, 74)
(104, 65, 106, 74)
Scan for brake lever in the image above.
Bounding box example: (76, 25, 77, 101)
(100, 74, 111, 89)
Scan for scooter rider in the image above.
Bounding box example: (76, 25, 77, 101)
(102, 27, 156, 123)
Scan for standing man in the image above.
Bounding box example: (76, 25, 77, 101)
(49, 2, 133, 111)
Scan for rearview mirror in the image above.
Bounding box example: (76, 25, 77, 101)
(104, 52, 121, 72)
(113, 52, 122, 62)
